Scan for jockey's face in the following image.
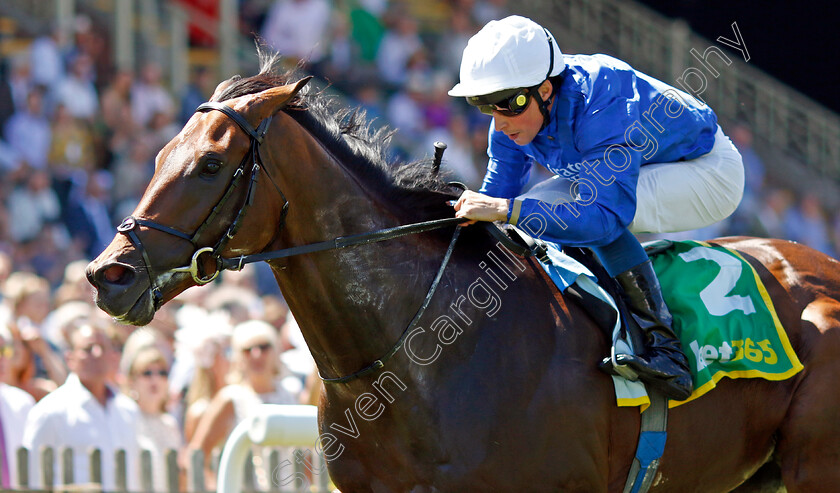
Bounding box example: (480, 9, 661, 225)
(492, 80, 553, 146)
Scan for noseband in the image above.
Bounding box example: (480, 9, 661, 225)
(116, 101, 289, 305)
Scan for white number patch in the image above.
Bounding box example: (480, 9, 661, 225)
(678, 247, 756, 316)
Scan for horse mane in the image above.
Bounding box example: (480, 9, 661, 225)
(213, 48, 462, 222)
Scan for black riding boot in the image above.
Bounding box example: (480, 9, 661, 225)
(600, 260, 694, 401)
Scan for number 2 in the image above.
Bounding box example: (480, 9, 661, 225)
(678, 247, 756, 316)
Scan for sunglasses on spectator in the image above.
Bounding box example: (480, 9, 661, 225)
(139, 369, 169, 378)
(242, 342, 273, 354)
(467, 85, 540, 116)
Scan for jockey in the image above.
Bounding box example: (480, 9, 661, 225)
(449, 15, 744, 400)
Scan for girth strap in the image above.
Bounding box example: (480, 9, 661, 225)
(623, 391, 668, 493)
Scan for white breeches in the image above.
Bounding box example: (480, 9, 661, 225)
(630, 125, 744, 234)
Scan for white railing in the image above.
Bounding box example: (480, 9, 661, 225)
(217, 404, 330, 493)
(5, 404, 331, 493)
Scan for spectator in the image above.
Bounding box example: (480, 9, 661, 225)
(3, 87, 51, 171)
(121, 329, 182, 492)
(22, 323, 140, 490)
(5, 170, 61, 245)
(321, 13, 354, 84)
(787, 194, 833, 256)
(178, 314, 231, 443)
(347, 0, 386, 63)
(386, 73, 428, 154)
(730, 125, 765, 204)
(0, 323, 35, 489)
(756, 188, 794, 239)
(422, 71, 455, 130)
(131, 63, 174, 129)
(437, 8, 477, 77)
(188, 320, 295, 490)
(52, 260, 97, 307)
(352, 83, 386, 126)
(111, 139, 154, 219)
(179, 66, 213, 125)
(42, 299, 91, 352)
(28, 25, 66, 92)
(727, 124, 766, 235)
(97, 69, 135, 169)
(424, 112, 483, 188)
(99, 69, 134, 132)
(145, 110, 181, 156)
(17, 224, 77, 287)
(376, 13, 422, 87)
(47, 103, 96, 179)
(1, 272, 67, 400)
(204, 285, 262, 326)
(261, 0, 332, 72)
(5, 55, 32, 113)
(51, 53, 99, 122)
(63, 171, 115, 260)
(275, 314, 314, 400)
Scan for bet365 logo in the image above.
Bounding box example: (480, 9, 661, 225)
(689, 337, 778, 370)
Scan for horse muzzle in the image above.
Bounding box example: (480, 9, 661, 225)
(86, 258, 157, 326)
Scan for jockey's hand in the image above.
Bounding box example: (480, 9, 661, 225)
(453, 190, 510, 225)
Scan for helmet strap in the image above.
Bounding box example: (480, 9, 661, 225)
(538, 27, 557, 132)
(536, 86, 552, 132)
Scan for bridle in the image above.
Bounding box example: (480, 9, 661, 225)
(116, 101, 289, 305)
(115, 97, 466, 383)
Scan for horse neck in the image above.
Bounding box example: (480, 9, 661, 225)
(263, 113, 449, 381)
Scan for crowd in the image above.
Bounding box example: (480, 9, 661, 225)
(0, 262, 313, 490)
(0, 0, 838, 490)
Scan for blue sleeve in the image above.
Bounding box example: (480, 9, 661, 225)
(478, 123, 532, 199)
(511, 68, 643, 247)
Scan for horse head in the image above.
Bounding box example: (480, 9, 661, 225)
(86, 75, 311, 325)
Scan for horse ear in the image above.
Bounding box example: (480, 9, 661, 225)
(209, 75, 242, 102)
(237, 76, 314, 122)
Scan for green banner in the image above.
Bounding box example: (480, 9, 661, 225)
(650, 241, 803, 407)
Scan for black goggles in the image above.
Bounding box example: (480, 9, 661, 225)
(466, 85, 540, 116)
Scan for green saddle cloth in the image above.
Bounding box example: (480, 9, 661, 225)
(615, 240, 803, 409)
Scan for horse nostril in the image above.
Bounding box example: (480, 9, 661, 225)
(97, 263, 136, 286)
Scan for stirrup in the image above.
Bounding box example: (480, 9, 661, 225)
(604, 346, 640, 381)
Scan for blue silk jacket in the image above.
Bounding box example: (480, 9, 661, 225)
(479, 54, 718, 246)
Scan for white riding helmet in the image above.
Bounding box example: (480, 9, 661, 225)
(448, 15, 565, 98)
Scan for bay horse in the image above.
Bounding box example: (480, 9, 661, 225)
(86, 53, 840, 492)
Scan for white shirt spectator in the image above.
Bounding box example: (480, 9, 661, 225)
(261, 0, 332, 63)
(52, 55, 99, 122)
(28, 34, 65, 91)
(6, 175, 61, 243)
(21, 374, 140, 490)
(0, 383, 35, 488)
(376, 18, 422, 86)
(3, 104, 51, 170)
(131, 64, 174, 129)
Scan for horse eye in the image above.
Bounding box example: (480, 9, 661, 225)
(202, 160, 222, 175)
